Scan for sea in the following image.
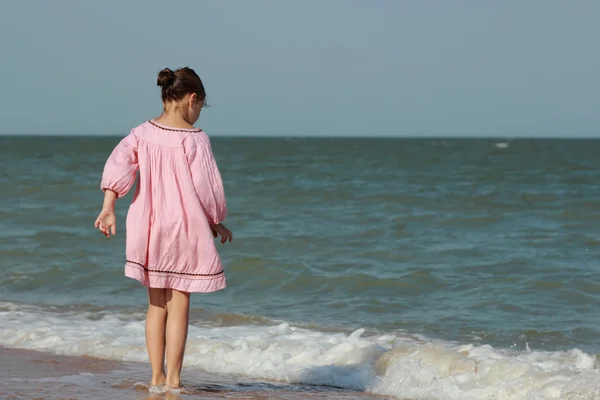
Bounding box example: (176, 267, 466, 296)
(1, 135, 600, 399)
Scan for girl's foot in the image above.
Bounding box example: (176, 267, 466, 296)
(149, 374, 166, 393)
(166, 380, 183, 392)
(148, 385, 167, 394)
(166, 385, 183, 395)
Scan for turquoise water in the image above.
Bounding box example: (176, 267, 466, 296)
(2, 136, 600, 399)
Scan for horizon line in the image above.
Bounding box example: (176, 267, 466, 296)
(1, 133, 599, 139)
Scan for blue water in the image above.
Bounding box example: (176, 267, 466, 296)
(2, 136, 600, 399)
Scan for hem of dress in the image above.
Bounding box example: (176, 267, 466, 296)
(124, 263, 226, 293)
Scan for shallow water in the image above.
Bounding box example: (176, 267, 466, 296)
(2, 136, 600, 399)
(0, 348, 393, 400)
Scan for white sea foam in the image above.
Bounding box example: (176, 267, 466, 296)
(1, 301, 599, 400)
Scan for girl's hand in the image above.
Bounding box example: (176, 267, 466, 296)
(210, 223, 232, 244)
(95, 209, 117, 238)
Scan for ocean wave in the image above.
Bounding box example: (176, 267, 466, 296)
(1, 301, 599, 400)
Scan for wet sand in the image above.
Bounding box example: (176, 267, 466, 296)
(0, 347, 395, 399)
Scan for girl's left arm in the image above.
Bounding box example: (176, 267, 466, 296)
(95, 130, 139, 238)
(100, 130, 139, 198)
(95, 189, 118, 238)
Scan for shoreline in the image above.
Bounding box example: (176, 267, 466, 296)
(0, 346, 394, 399)
(0, 346, 135, 399)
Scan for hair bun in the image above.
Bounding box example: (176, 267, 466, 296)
(157, 68, 175, 88)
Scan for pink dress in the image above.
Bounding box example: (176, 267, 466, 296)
(100, 120, 227, 293)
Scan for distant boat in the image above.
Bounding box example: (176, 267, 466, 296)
(494, 142, 509, 149)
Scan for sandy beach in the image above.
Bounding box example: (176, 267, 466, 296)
(0, 346, 394, 400)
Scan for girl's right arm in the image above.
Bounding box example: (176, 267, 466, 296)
(184, 134, 228, 226)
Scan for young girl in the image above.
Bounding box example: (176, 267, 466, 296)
(95, 67, 232, 392)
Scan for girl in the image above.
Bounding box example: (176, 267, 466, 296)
(95, 67, 232, 392)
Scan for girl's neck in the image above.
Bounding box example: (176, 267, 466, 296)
(154, 112, 197, 130)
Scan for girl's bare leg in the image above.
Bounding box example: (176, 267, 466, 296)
(146, 288, 167, 386)
(165, 289, 191, 389)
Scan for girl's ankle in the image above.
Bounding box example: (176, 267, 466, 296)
(151, 374, 166, 386)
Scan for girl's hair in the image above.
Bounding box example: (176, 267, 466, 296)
(157, 67, 208, 106)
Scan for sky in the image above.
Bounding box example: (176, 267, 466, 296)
(0, 0, 598, 137)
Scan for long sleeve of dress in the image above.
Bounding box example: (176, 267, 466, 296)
(184, 134, 227, 225)
(101, 130, 139, 198)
